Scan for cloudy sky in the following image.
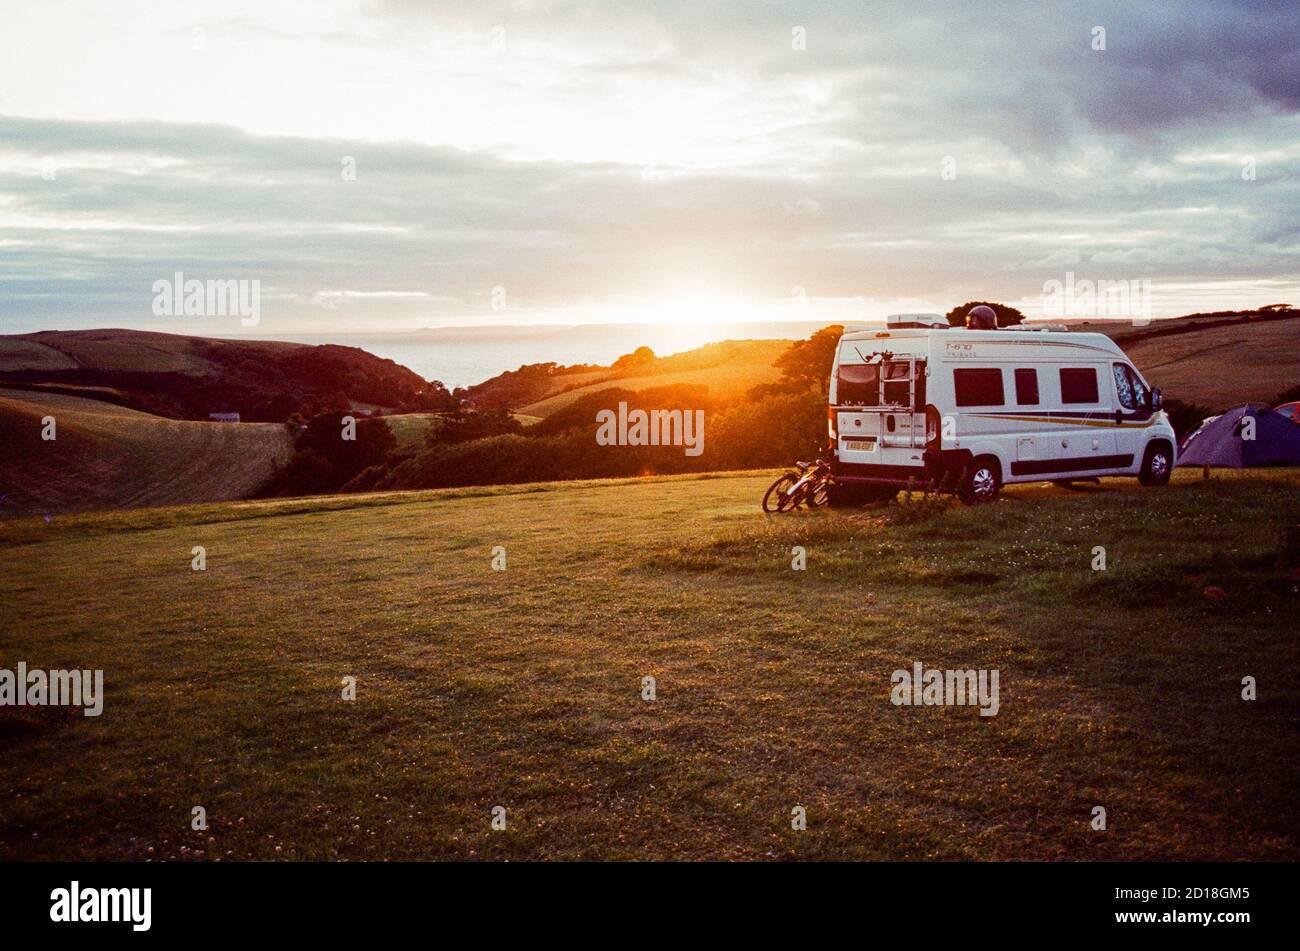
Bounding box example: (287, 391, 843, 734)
(1, 0, 1297, 335)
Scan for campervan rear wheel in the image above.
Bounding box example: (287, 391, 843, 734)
(958, 458, 1001, 505)
(1139, 442, 1173, 487)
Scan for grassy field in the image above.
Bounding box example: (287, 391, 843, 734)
(0, 388, 292, 515)
(1045, 314, 1298, 409)
(1121, 318, 1298, 408)
(1, 468, 1296, 861)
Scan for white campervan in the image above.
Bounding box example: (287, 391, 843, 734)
(827, 314, 1177, 504)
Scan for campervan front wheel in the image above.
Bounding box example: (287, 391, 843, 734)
(1139, 442, 1173, 487)
(958, 458, 1001, 505)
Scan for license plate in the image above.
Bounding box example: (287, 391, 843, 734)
(844, 436, 876, 450)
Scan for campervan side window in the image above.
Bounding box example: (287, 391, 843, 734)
(953, 368, 1005, 407)
(1014, 368, 1039, 405)
(837, 362, 880, 406)
(1059, 367, 1099, 404)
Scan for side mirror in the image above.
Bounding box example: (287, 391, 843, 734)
(1149, 388, 1163, 411)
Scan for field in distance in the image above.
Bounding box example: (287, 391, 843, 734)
(1069, 310, 1299, 407)
(1120, 318, 1298, 408)
(2, 468, 1296, 860)
(0, 388, 292, 514)
(514, 339, 788, 418)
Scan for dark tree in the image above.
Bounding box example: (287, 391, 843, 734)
(425, 407, 523, 446)
(944, 301, 1025, 327)
(296, 411, 398, 480)
(612, 346, 656, 371)
(1160, 398, 1216, 441)
(772, 324, 844, 394)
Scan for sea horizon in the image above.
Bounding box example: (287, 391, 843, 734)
(233, 320, 845, 389)
(0, 311, 1251, 389)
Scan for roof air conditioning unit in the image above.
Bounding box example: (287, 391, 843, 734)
(885, 313, 948, 329)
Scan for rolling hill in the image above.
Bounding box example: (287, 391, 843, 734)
(1059, 309, 1299, 409)
(463, 339, 790, 419)
(0, 328, 451, 422)
(1119, 317, 1298, 409)
(370, 337, 793, 451)
(0, 387, 292, 515)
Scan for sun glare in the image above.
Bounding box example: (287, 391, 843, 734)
(614, 293, 754, 352)
(630, 293, 749, 326)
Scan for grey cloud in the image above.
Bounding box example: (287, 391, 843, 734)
(2, 0, 1298, 330)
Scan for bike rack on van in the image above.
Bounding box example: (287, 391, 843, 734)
(837, 353, 927, 450)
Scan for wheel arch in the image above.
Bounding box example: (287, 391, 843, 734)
(1145, 436, 1175, 465)
(966, 444, 1007, 481)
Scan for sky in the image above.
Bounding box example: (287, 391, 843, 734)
(1, 0, 1298, 336)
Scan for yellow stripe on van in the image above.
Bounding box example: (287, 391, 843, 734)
(970, 414, 1158, 429)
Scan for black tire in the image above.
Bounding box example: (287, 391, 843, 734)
(826, 481, 899, 508)
(958, 457, 1001, 505)
(807, 479, 830, 508)
(1139, 442, 1173, 487)
(762, 473, 798, 513)
(778, 479, 808, 512)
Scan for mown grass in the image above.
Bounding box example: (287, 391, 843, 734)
(1, 469, 1296, 861)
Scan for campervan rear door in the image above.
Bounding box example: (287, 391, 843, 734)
(834, 348, 885, 462)
(833, 340, 926, 464)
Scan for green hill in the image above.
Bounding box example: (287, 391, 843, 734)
(0, 328, 451, 422)
(1061, 309, 1299, 410)
(0, 387, 292, 514)
(1120, 317, 1298, 409)
(463, 339, 790, 418)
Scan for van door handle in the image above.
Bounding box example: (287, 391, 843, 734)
(1114, 410, 1122, 426)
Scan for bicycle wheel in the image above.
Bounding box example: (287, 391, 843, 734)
(762, 473, 798, 513)
(778, 478, 808, 512)
(807, 478, 830, 508)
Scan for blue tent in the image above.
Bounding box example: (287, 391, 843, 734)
(1177, 404, 1300, 467)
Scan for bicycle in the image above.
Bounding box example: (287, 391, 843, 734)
(761, 458, 832, 513)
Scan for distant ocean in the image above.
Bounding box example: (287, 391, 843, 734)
(246, 321, 848, 389)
